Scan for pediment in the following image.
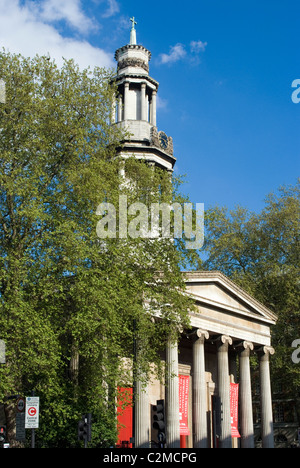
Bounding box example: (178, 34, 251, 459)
(183, 271, 277, 326)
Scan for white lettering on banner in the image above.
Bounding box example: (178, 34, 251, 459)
(230, 383, 241, 438)
(179, 375, 190, 436)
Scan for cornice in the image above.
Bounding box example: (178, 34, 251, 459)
(115, 44, 152, 62)
(119, 143, 177, 167)
(113, 73, 159, 88)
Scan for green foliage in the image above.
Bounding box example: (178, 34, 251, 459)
(0, 51, 195, 447)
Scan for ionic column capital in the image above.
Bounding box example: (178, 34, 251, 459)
(242, 340, 254, 350)
(257, 346, 275, 358)
(217, 335, 233, 348)
(237, 341, 254, 355)
(195, 329, 209, 341)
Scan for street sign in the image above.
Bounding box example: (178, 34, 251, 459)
(25, 397, 39, 429)
(17, 397, 25, 413)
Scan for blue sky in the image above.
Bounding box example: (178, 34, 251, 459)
(0, 0, 299, 212)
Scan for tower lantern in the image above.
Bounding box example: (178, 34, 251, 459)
(112, 18, 176, 173)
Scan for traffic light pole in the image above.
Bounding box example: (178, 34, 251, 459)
(31, 427, 35, 449)
(132, 319, 137, 449)
(31, 391, 36, 449)
(0, 340, 6, 447)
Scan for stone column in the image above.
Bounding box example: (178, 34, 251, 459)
(150, 90, 157, 126)
(141, 83, 147, 121)
(124, 82, 130, 120)
(238, 341, 255, 448)
(193, 330, 209, 448)
(258, 346, 275, 448)
(117, 95, 122, 122)
(217, 335, 233, 448)
(166, 337, 180, 448)
(111, 94, 116, 124)
(135, 378, 150, 448)
(146, 94, 149, 122)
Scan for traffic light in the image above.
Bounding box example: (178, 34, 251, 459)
(212, 395, 223, 447)
(0, 426, 6, 443)
(152, 400, 166, 447)
(78, 413, 92, 446)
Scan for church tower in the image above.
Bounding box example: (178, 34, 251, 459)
(112, 18, 176, 174)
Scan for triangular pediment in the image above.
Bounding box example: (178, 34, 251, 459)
(183, 271, 277, 325)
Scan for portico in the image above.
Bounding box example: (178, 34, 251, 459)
(132, 271, 277, 449)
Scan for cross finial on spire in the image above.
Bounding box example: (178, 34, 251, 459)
(130, 17, 137, 30)
(129, 17, 137, 45)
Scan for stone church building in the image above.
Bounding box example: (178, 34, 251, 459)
(112, 20, 277, 449)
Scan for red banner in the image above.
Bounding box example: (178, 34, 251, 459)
(116, 388, 133, 448)
(179, 375, 190, 436)
(230, 383, 241, 438)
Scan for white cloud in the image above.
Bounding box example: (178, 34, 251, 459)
(159, 44, 186, 65)
(190, 40, 207, 53)
(0, 0, 114, 69)
(102, 0, 120, 18)
(159, 40, 207, 66)
(156, 95, 168, 111)
(32, 0, 96, 34)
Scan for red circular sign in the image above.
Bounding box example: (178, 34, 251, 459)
(28, 407, 37, 417)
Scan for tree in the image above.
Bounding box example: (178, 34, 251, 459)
(201, 180, 300, 414)
(0, 51, 195, 447)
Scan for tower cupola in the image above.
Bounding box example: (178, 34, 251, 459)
(112, 18, 175, 173)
